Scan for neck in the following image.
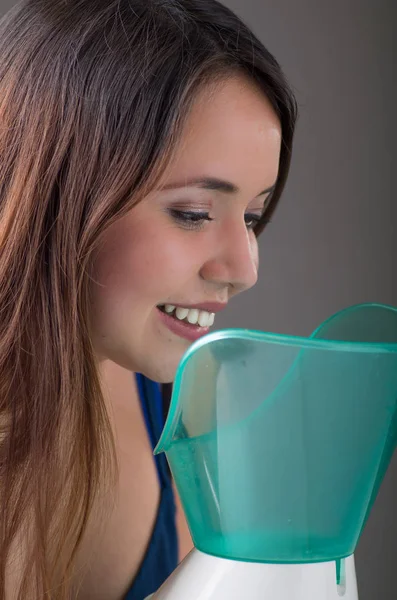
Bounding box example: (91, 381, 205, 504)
(98, 359, 139, 418)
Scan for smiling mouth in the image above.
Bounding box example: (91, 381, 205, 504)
(157, 304, 215, 328)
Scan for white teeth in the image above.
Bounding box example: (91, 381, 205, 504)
(175, 307, 189, 320)
(161, 304, 215, 328)
(198, 311, 210, 327)
(187, 309, 199, 324)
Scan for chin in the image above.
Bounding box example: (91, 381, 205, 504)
(140, 363, 178, 384)
(103, 338, 190, 383)
(96, 352, 177, 385)
(133, 350, 186, 384)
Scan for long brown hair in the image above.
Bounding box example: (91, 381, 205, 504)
(0, 0, 298, 596)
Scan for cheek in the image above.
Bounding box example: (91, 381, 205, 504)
(250, 235, 259, 271)
(91, 221, 202, 310)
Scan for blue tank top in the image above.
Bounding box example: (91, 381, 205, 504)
(125, 374, 179, 600)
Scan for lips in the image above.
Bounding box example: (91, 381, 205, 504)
(156, 307, 212, 342)
(158, 304, 215, 327)
(156, 300, 227, 341)
(167, 302, 227, 313)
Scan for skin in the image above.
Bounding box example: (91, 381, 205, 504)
(78, 74, 281, 599)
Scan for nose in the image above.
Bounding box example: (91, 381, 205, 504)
(199, 220, 259, 294)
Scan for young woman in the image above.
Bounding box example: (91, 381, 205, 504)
(0, 0, 298, 598)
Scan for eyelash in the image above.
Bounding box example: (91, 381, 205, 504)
(168, 209, 262, 231)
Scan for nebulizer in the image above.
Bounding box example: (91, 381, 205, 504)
(146, 303, 397, 599)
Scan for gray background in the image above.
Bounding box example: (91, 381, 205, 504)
(220, 2, 397, 599)
(1, 0, 396, 598)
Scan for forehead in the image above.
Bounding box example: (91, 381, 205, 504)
(163, 75, 282, 195)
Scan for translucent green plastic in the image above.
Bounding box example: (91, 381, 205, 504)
(155, 303, 397, 564)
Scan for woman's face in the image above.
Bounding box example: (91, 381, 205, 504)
(90, 75, 281, 382)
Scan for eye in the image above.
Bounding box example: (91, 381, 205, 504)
(168, 208, 263, 231)
(168, 209, 214, 229)
(244, 213, 262, 230)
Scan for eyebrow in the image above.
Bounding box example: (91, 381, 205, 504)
(161, 176, 276, 197)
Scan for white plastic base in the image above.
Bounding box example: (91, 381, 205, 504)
(148, 549, 359, 600)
